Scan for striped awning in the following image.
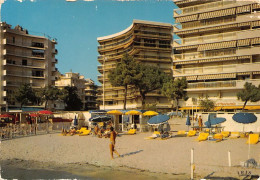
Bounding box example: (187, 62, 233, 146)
(222, 106, 243, 110)
(175, 29, 199, 35)
(198, 8, 236, 20)
(176, 45, 198, 51)
(237, 72, 250, 75)
(252, 3, 260, 10)
(252, 21, 260, 27)
(238, 22, 251, 27)
(186, 76, 197, 81)
(197, 73, 236, 80)
(197, 40, 237, 51)
(253, 71, 260, 75)
(237, 39, 251, 47)
(198, 56, 237, 63)
(251, 37, 260, 45)
(199, 24, 237, 33)
(175, 60, 198, 65)
(175, 14, 198, 23)
(237, 5, 251, 14)
(237, 55, 251, 60)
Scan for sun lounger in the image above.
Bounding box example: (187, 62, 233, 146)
(127, 129, 136, 135)
(246, 134, 259, 144)
(197, 133, 209, 142)
(221, 131, 230, 138)
(213, 133, 223, 141)
(79, 129, 91, 136)
(229, 132, 240, 138)
(187, 130, 196, 137)
(76, 127, 87, 134)
(144, 131, 160, 140)
(175, 130, 186, 137)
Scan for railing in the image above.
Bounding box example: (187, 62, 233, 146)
(0, 122, 71, 141)
(187, 80, 237, 89)
(174, 0, 236, 16)
(173, 48, 237, 61)
(6, 40, 45, 49)
(174, 31, 236, 46)
(98, 35, 133, 50)
(173, 64, 237, 76)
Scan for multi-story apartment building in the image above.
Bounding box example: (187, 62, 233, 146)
(173, 0, 260, 111)
(0, 22, 58, 111)
(84, 78, 98, 110)
(55, 72, 86, 110)
(97, 19, 173, 110)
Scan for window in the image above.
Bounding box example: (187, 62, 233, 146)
(22, 59, 27, 66)
(12, 37, 15, 43)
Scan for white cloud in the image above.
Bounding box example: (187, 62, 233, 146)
(95, 5, 98, 11)
(16, 0, 24, 2)
(30, 0, 36, 2)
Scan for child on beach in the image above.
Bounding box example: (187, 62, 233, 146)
(109, 127, 120, 159)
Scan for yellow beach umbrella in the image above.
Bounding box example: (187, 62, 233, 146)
(107, 110, 123, 115)
(143, 111, 158, 116)
(125, 110, 142, 115)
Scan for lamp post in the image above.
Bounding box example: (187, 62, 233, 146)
(102, 56, 107, 110)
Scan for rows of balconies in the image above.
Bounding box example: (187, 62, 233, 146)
(5, 39, 46, 49)
(6, 50, 45, 59)
(3, 60, 45, 69)
(98, 35, 133, 50)
(173, 63, 260, 77)
(5, 70, 45, 79)
(173, 46, 260, 61)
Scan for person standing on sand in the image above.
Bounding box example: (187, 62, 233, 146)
(109, 126, 120, 159)
(198, 115, 203, 131)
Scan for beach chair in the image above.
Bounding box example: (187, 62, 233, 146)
(175, 130, 186, 137)
(144, 131, 161, 140)
(213, 134, 223, 141)
(76, 127, 87, 134)
(127, 129, 136, 135)
(221, 131, 230, 138)
(196, 133, 209, 142)
(246, 134, 259, 144)
(79, 129, 91, 136)
(187, 130, 196, 137)
(229, 132, 240, 138)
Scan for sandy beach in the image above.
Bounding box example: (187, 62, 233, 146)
(0, 119, 260, 179)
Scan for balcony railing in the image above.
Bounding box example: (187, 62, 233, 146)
(187, 80, 236, 89)
(6, 50, 45, 59)
(6, 40, 45, 49)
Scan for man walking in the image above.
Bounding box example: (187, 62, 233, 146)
(109, 127, 120, 159)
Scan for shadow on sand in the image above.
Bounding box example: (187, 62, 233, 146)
(204, 172, 239, 180)
(120, 150, 143, 158)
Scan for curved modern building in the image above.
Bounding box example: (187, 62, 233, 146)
(97, 20, 173, 110)
(173, 0, 260, 111)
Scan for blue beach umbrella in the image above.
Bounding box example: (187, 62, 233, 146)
(232, 113, 257, 124)
(204, 114, 211, 128)
(148, 115, 170, 125)
(74, 115, 78, 126)
(209, 117, 226, 125)
(186, 114, 191, 126)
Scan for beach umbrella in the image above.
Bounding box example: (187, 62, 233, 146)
(147, 115, 170, 125)
(143, 111, 158, 116)
(125, 110, 142, 115)
(39, 110, 53, 115)
(232, 113, 257, 124)
(0, 114, 15, 118)
(107, 110, 123, 115)
(204, 114, 211, 128)
(209, 117, 226, 125)
(74, 115, 78, 126)
(89, 115, 111, 122)
(30, 113, 39, 117)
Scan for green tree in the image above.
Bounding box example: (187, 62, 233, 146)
(199, 97, 215, 112)
(237, 82, 260, 110)
(62, 86, 83, 111)
(108, 53, 137, 110)
(14, 83, 36, 109)
(162, 77, 188, 114)
(133, 64, 169, 109)
(39, 85, 61, 110)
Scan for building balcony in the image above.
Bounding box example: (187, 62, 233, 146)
(52, 49, 58, 54)
(4, 60, 45, 69)
(6, 39, 45, 49)
(2, 91, 6, 97)
(6, 50, 45, 60)
(187, 79, 260, 91)
(173, 63, 260, 77)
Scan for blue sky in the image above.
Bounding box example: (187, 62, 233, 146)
(2, 0, 176, 85)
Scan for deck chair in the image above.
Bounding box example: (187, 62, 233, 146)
(175, 130, 186, 137)
(144, 131, 160, 140)
(76, 127, 87, 134)
(246, 134, 259, 144)
(79, 129, 91, 136)
(197, 133, 209, 142)
(221, 131, 230, 138)
(213, 133, 223, 141)
(187, 130, 196, 137)
(127, 129, 136, 135)
(229, 132, 240, 138)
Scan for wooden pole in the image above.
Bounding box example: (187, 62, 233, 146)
(191, 148, 194, 180)
(228, 150, 231, 167)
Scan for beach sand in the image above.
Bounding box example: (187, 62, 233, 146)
(0, 119, 260, 179)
